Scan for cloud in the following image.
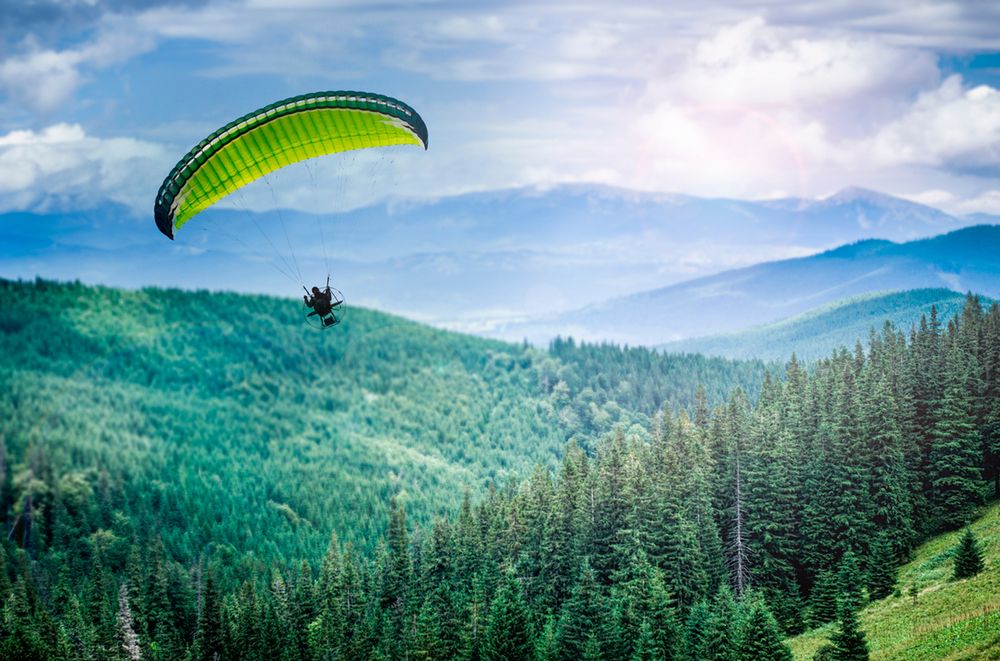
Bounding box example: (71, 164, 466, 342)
(906, 188, 1000, 217)
(867, 76, 1000, 173)
(672, 18, 938, 117)
(0, 123, 168, 213)
(0, 26, 153, 114)
(0, 45, 86, 115)
(599, 17, 997, 202)
(1, 1, 998, 216)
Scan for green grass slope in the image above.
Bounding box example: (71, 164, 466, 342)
(789, 500, 1000, 660)
(661, 289, 978, 362)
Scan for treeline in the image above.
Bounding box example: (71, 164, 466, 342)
(545, 337, 771, 442)
(1, 284, 998, 659)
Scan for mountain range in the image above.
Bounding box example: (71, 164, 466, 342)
(0, 184, 989, 335)
(493, 225, 1000, 346)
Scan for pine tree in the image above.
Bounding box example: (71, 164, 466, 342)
(545, 443, 590, 608)
(534, 614, 557, 661)
(483, 568, 534, 661)
(744, 397, 804, 633)
(866, 534, 897, 601)
(836, 551, 865, 614)
(195, 570, 224, 661)
(928, 346, 983, 529)
(581, 634, 602, 661)
(827, 364, 873, 560)
(829, 596, 869, 661)
(953, 528, 985, 579)
(739, 599, 793, 661)
(703, 584, 740, 661)
(381, 496, 412, 611)
(682, 599, 712, 661)
(630, 619, 657, 661)
(607, 533, 679, 661)
(554, 558, 602, 661)
(808, 569, 839, 628)
(590, 430, 632, 584)
(863, 374, 915, 556)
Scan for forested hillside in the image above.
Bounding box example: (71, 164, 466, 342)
(1, 280, 997, 660)
(661, 289, 977, 362)
(0, 279, 767, 556)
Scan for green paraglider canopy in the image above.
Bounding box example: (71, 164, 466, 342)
(154, 91, 428, 239)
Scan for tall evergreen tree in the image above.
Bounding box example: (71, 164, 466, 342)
(739, 599, 793, 661)
(808, 569, 838, 628)
(703, 584, 740, 661)
(928, 346, 983, 529)
(953, 528, 985, 580)
(483, 568, 534, 661)
(195, 570, 224, 661)
(554, 559, 602, 661)
(862, 373, 915, 556)
(866, 534, 897, 601)
(829, 597, 869, 661)
(681, 599, 712, 661)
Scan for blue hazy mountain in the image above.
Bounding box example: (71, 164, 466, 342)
(0, 184, 984, 331)
(660, 288, 986, 362)
(493, 225, 1000, 346)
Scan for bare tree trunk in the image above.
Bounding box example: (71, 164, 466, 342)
(729, 447, 750, 598)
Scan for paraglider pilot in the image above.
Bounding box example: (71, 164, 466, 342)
(304, 278, 342, 327)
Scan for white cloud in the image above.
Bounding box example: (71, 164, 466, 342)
(955, 190, 1000, 216)
(867, 76, 1000, 171)
(596, 17, 997, 204)
(674, 18, 938, 117)
(1, 1, 998, 217)
(0, 27, 152, 114)
(0, 123, 168, 213)
(0, 45, 86, 115)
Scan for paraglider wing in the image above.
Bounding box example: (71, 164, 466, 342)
(154, 91, 429, 239)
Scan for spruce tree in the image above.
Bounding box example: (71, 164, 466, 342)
(866, 534, 897, 601)
(682, 599, 712, 661)
(195, 570, 224, 661)
(744, 398, 804, 633)
(928, 347, 983, 529)
(590, 430, 632, 584)
(953, 528, 985, 579)
(483, 568, 534, 661)
(808, 570, 838, 628)
(703, 584, 740, 661)
(739, 599, 793, 661)
(863, 374, 915, 556)
(535, 614, 557, 661)
(836, 551, 864, 614)
(630, 619, 657, 661)
(829, 597, 869, 661)
(554, 559, 602, 661)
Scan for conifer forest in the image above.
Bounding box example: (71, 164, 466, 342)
(1, 279, 999, 660)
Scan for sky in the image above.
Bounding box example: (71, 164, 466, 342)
(1, 0, 998, 221)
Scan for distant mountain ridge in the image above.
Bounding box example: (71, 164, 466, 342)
(661, 288, 988, 362)
(491, 225, 1000, 346)
(0, 184, 988, 331)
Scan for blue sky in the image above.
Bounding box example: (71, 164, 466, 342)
(1, 0, 998, 220)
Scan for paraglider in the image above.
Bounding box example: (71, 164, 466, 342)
(303, 277, 344, 328)
(153, 90, 428, 328)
